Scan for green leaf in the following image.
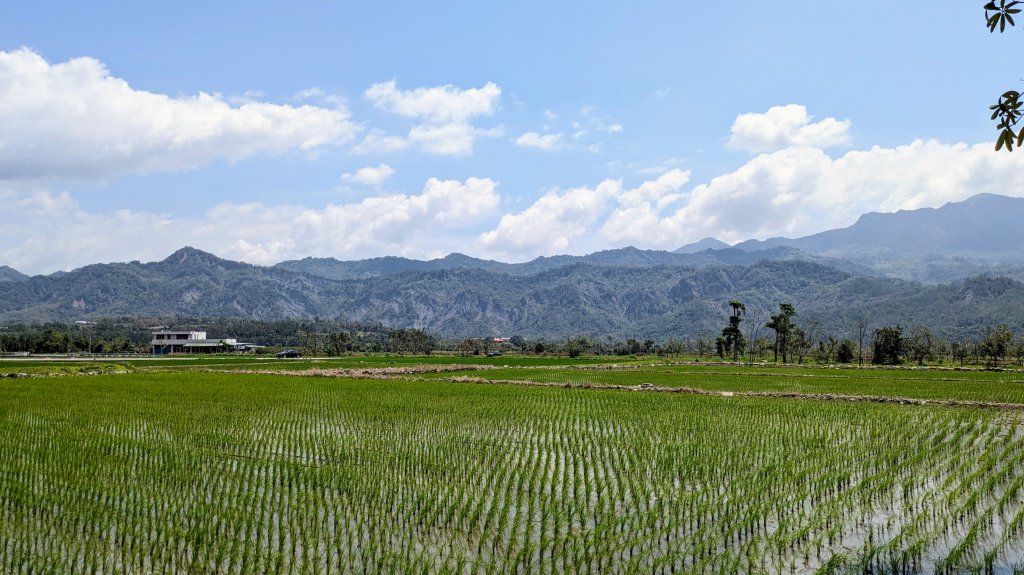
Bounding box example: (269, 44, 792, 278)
(996, 130, 1011, 151)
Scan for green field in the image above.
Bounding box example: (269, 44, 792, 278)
(3, 358, 1024, 573)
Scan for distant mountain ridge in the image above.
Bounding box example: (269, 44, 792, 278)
(0, 265, 28, 283)
(2, 245, 1024, 340)
(275, 245, 871, 280)
(734, 193, 1024, 255)
(730, 193, 1024, 282)
(674, 237, 731, 254)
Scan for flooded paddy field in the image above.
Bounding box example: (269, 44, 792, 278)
(3, 359, 1024, 573)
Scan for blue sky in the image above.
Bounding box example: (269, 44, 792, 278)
(2, 1, 1024, 274)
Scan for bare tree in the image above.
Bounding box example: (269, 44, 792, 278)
(856, 317, 869, 367)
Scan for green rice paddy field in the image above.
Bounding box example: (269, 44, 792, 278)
(3, 357, 1024, 573)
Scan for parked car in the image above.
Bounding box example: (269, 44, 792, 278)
(486, 351, 503, 357)
(276, 350, 301, 358)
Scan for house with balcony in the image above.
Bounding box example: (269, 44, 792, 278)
(150, 331, 257, 355)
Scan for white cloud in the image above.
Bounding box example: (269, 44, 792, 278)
(292, 87, 346, 108)
(478, 180, 621, 257)
(627, 157, 688, 176)
(476, 170, 691, 259)
(477, 136, 1024, 260)
(17, 189, 78, 216)
(352, 129, 409, 155)
(727, 104, 851, 153)
(515, 132, 563, 151)
(231, 176, 499, 261)
(363, 80, 501, 156)
(0, 177, 500, 274)
(340, 164, 395, 187)
(0, 48, 359, 181)
(610, 140, 1024, 249)
(417, 177, 500, 225)
(408, 123, 477, 156)
(537, 107, 620, 150)
(601, 170, 691, 245)
(365, 80, 500, 122)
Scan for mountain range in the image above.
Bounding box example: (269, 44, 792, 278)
(726, 193, 1024, 283)
(1, 193, 1023, 340)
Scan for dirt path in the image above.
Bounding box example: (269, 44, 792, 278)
(210, 364, 1024, 412)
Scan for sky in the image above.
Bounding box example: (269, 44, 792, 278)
(2, 1, 1024, 275)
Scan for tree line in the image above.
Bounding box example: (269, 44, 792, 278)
(710, 300, 1024, 368)
(3, 308, 1024, 368)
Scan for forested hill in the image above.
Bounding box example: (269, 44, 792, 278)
(1, 246, 1022, 340)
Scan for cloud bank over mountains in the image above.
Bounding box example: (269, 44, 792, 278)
(4, 48, 1024, 275)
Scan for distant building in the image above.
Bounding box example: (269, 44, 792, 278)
(150, 331, 257, 355)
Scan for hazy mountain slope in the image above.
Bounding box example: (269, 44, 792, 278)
(674, 237, 731, 253)
(731, 194, 1024, 282)
(274, 253, 508, 280)
(275, 245, 871, 280)
(0, 265, 28, 283)
(0, 247, 351, 323)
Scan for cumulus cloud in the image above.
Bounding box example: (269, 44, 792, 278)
(0, 178, 500, 274)
(0, 48, 359, 181)
(515, 132, 563, 151)
(653, 140, 1024, 245)
(340, 164, 395, 187)
(363, 80, 501, 156)
(478, 179, 621, 257)
(727, 104, 850, 153)
(352, 129, 409, 155)
(365, 80, 500, 122)
(477, 137, 1024, 260)
(291, 87, 346, 108)
(477, 170, 690, 259)
(408, 123, 477, 156)
(627, 140, 1024, 247)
